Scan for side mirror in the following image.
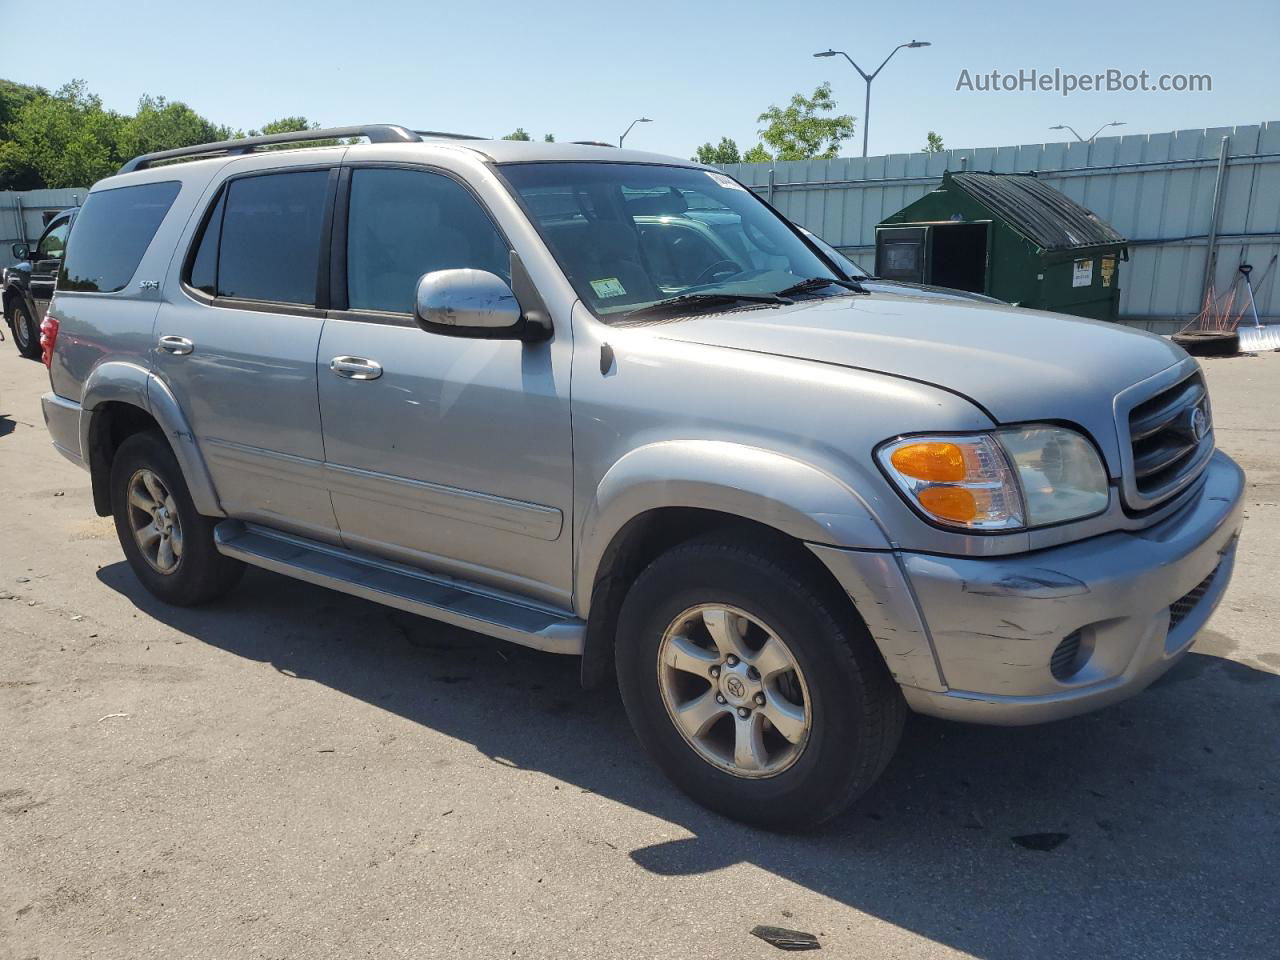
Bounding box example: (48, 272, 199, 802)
(11, 242, 30, 260)
(414, 269, 526, 339)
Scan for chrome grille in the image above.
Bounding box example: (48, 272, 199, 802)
(1169, 565, 1218, 630)
(1124, 370, 1214, 508)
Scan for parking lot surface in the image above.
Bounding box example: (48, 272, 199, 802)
(2, 345, 1277, 960)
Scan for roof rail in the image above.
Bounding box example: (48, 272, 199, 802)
(415, 129, 487, 141)
(117, 123, 422, 175)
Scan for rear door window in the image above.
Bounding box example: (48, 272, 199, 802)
(189, 170, 328, 305)
(59, 181, 181, 293)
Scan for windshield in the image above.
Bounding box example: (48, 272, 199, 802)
(500, 163, 844, 319)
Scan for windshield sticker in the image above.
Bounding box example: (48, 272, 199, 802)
(591, 277, 627, 298)
(705, 171, 746, 191)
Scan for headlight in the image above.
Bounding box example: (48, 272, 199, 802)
(878, 426, 1109, 531)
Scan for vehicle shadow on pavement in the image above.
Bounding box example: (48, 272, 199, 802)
(98, 563, 1279, 960)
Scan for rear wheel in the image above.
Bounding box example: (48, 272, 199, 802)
(615, 535, 905, 829)
(110, 431, 244, 606)
(7, 301, 40, 359)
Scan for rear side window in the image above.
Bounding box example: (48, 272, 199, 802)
(188, 170, 328, 305)
(59, 181, 181, 293)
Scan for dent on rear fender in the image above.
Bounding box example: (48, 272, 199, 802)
(574, 439, 892, 616)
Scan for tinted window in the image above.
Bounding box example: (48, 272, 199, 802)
(346, 168, 510, 314)
(59, 181, 181, 293)
(208, 171, 328, 304)
(37, 219, 70, 260)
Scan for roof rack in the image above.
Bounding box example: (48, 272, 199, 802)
(415, 129, 487, 141)
(117, 123, 425, 175)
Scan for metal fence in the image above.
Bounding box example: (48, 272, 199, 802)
(0, 188, 86, 251)
(721, 122, 1280, 331)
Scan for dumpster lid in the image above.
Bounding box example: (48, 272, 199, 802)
(947, 171, 1126, 252)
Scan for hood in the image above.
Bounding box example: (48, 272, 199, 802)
(859, 278, 1004, 304)
(649, 292, 1186, 475)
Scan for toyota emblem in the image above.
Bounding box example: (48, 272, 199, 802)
(1190, 405, 1209, 442)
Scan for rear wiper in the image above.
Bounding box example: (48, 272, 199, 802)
(775, 276, 868, 297)
(617, 291, 793, 322)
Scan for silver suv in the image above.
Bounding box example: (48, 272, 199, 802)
(40, 125, 1243, 828)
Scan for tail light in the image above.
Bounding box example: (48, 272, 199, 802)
(39, 314, 60, 369)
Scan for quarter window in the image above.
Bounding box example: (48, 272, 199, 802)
(59, 181, 181, 293)
(189, 170, 328, 305)
(345, 168, 510, 314)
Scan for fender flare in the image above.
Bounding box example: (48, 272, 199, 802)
(574, 439, 891, 615)
(79, 361, 223, 517)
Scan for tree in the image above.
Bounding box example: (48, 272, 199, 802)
(923, 131, 944, 153)
(756, 83, 855, 161)
(693, 137, 741, 165)
(503, 128, 532, 141)
(117, 94, 226, 160)
(743, 143, 773, 164)
(5, 80, 126, 187)
(0, 81, 48, 188)
(543, 133, 555, 143)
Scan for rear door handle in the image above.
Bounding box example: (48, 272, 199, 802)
(330, 356, 383, 380)
(158, 335, 194, 356)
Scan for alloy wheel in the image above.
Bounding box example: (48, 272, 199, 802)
(126, 469, 184, 574)
(655, 603, 811, 778)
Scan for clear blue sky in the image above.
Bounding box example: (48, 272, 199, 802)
(5, 0, 1277, 158)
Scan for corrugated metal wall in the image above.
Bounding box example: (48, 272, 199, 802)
(0, 188, 86, 249)
(722, 122, 1280, 329)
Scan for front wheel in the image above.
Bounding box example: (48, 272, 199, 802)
(7, 301, 40, 359)
(615, 535, 905, 829)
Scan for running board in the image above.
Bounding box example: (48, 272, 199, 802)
(213, 521, 585, 655)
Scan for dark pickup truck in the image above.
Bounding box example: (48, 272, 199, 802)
(4, 207, 76, 359)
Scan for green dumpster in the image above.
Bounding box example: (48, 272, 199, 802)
(875, 171, 1128, 322)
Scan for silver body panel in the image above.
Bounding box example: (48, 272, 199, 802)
(41, 138, 1244, 725)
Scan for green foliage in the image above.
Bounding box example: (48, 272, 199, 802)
(503, 128, 532, 141)
(756, 83, 855, 161)
(923, 131, 944, 153)
(117, 95, 227, 160)
(0, 79, 344, 188)
(743, 143, 773, 164)
(693, 137, 741, 165)
(6, 80, 126, 188)
(543, 133, 555, 143)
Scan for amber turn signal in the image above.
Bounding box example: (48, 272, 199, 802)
(889, 441, 967, 483)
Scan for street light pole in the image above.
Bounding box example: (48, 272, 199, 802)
(619, 117, 652, 148)
(1049, 121, 1126, 142)
(814, 41, 930, 158)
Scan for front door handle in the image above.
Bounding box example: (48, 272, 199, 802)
(158, 335, 194, 356)
(330, 356, 383, 380)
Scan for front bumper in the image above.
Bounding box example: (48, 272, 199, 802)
(813, 450, 1244, 725)
(41, 391, 84, 468)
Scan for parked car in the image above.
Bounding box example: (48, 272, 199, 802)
(4, 207, 77, 359)
(798, 227, 1006, 304)
(39, 126, 1243, 829)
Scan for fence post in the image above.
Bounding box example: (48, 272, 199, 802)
(1200, 135, 1230, 307)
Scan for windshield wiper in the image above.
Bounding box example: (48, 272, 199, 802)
(775, 276, 868, 298)
(617, 291, 793, 322)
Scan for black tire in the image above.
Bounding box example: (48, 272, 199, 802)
(8, 301, 41, 360)
(1172, 329, 1239, 357)
(615, 534, 905, 830)
(110, 431, 244, 606)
